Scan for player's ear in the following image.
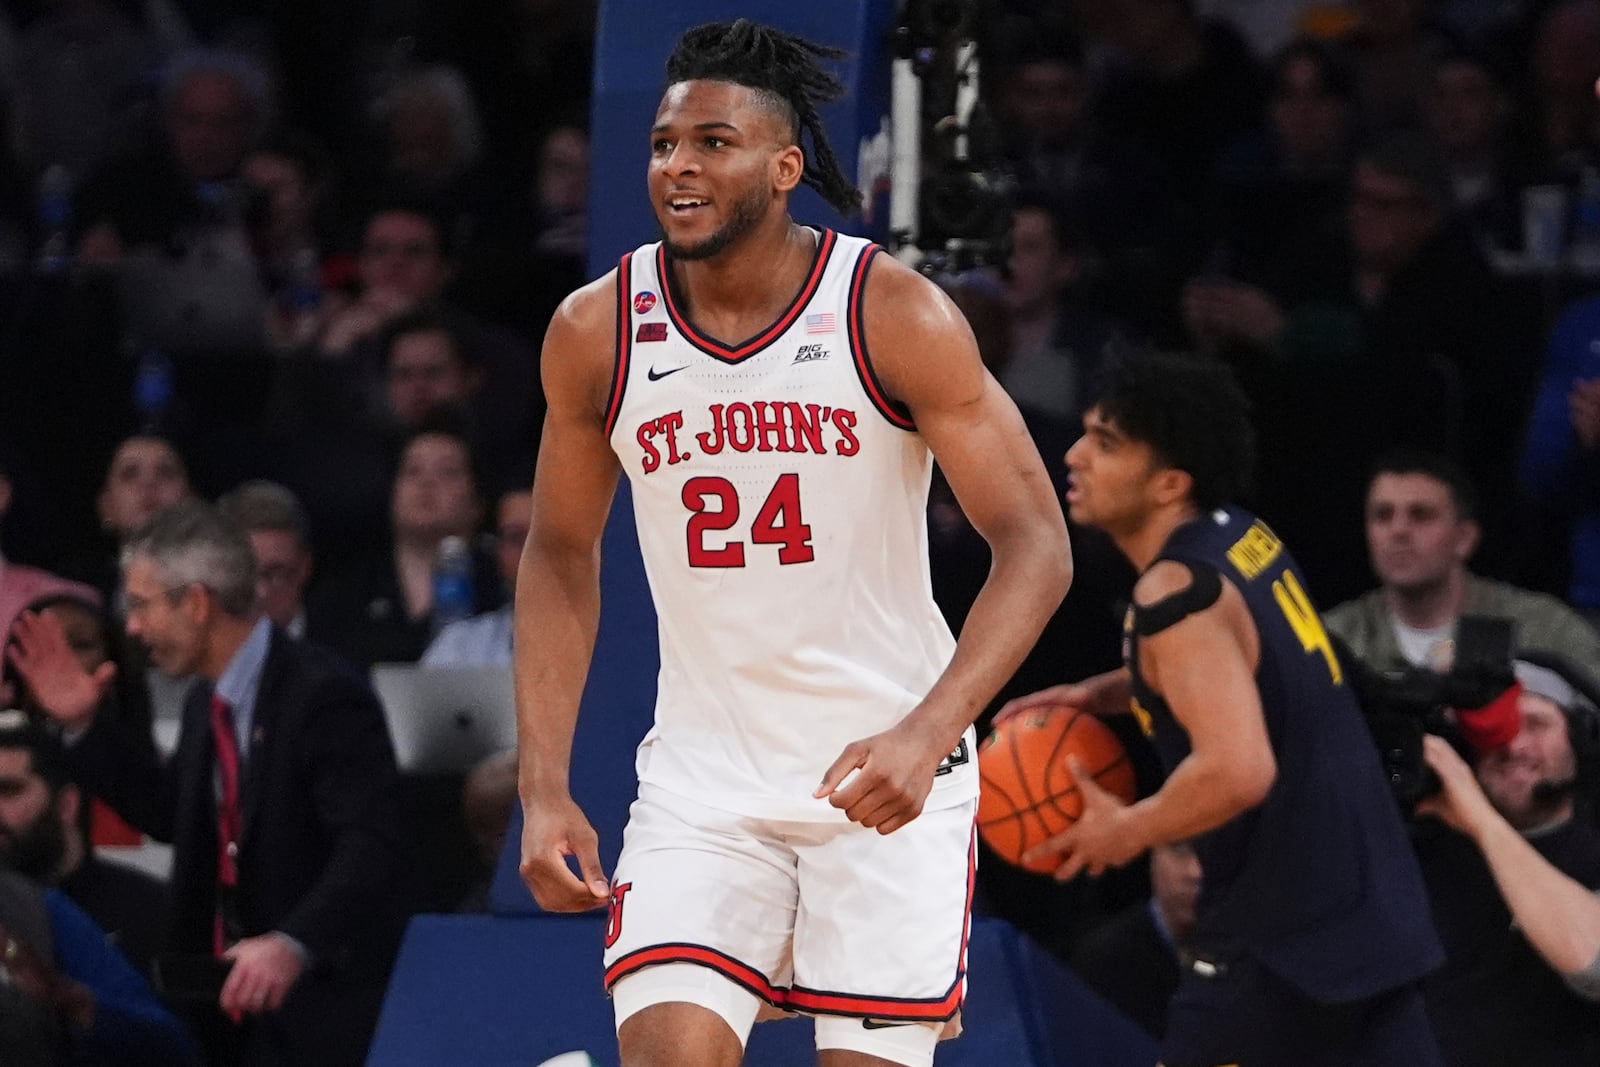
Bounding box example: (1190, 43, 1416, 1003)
(1153, 466, 1192, 506)
(772, 144, 804, 194)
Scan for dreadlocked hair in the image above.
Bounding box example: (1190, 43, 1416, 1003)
(666, 19, 864, 217)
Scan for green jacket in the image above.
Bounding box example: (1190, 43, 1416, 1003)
(1324, 575, 1600, 689)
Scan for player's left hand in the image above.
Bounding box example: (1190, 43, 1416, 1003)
(815, 721, 949, 834)
(1022, 756, 1145, 880)
(220, 934, 305, 1019)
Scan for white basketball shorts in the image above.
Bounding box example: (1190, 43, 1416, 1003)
(602, 783, 976, 1041)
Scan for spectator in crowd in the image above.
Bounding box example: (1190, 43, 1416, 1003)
(1522, 292, 1600, 629)
(308, 423, 501, 670)
(218, 481, 316, 640)
(1411, 661, 1600, 1065)
(66, 435, 195, 612)
(1424, 46, 1522, 256)
(0, 860, 198, 1067)
(421, 484, 528, 667)
(16, 502, 405, 1067)
(245, 130, 339, 353)
(0, 710, 167, 979)
(1207, 37, 1356, 287)
(1328, 0, 1456, 130)
(73, 48, 273, 369)
(275, 198, 538, 555)
(1507, 0, 1600, 184)
(1181, 131, 1528, 600)
(983, 32, 1180, 333)
(1326, 451, 1600, 681)
(9, 0, 163, 180)
(450, 120, 590, 346)
(365, 64, 498, 228)
(1082, 0, 1268, 239)
(1069, 841, 1201, 1039)
(0, 459, 102, 651)
(997, 191, 1125, 422)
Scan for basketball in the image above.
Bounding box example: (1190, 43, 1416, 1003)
(978, 705, 1138, 874)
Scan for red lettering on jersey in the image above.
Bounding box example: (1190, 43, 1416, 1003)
(725, 402, 756, 452)
(658, 411, 689, 465)
(752, 401, 791, 452)
(637, 421, 663, 473)
(697, 405, 727, 455)
(791, 403, 828, 453)
(831, 409, 860, 455)
(605, 882, 634, 948)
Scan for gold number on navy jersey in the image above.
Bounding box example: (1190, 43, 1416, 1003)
(1271, 570, 1343, 685)
(682, 473, 815, 567)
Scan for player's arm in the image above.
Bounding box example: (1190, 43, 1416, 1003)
(1026, 562, 1276, 878)
(1114, 563, 1276, 848)
(817, 256, 1072, 832)
(514, 274, 623, 911)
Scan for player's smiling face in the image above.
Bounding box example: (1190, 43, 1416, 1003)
(649, 80, 800, 261)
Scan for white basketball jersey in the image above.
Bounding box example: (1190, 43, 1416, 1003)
(607, 229, 976, 820)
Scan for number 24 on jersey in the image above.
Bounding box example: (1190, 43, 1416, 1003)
(682, 473, 813, 567)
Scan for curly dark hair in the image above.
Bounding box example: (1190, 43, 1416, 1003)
(1088, 350, 1256, 511)
(665, 19, 863, 217)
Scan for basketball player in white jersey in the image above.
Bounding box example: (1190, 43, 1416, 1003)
(514, 20, 1071, 1067)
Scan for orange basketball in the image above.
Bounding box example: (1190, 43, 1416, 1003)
(977, 704, 1138, 874)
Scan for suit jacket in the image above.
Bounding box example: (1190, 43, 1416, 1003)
(67, 628, 405, 1067)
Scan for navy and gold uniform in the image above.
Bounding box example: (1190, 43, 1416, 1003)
(1128, 507, 1443, 1067)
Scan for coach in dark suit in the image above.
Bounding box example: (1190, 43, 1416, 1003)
(14, 501, 404, 1067)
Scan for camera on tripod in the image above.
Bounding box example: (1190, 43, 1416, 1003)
(894, 0, 1013, 270)
(1344, 616, 1517, 811)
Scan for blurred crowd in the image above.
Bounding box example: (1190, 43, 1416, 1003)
(0, 0, 1598, 1064)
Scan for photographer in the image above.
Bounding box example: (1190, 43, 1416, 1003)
(1412, 660, 1600, 1067)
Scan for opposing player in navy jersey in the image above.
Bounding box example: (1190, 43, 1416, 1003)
(1001, 351, 1444, 1066)
(514, 20, 1071, 1067)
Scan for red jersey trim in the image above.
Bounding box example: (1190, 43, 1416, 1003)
(605, 943, 780, 1003)
(656, 229, 838, 364)
(847, 245, 916, 431)
(604, 823, 977, 1024)
(603, 253, 633, 438)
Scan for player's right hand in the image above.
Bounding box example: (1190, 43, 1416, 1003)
(519, 793, 610, 912)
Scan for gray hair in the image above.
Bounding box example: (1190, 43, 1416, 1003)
(121, 501, 258, 618)
(372, 64, 484, 174)
(160, 47, 276, 139)
(217, 479, 311, 547)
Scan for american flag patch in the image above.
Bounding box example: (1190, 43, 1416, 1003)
(805, 313, 835, 334)
(636, 323, 668, 342)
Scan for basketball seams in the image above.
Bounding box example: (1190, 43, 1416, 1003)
(976, 705, 1138, 871)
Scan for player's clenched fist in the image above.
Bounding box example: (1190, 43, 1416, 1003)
(520, 793, 610, 912)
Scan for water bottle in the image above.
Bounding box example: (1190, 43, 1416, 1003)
(432, 535, 475, 630)
(133, 346, 174, 432)
(35, 165, 73, 274)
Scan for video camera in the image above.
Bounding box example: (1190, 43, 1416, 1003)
(1343, 616, 1517, 811)
(894, 0, 1014, 270)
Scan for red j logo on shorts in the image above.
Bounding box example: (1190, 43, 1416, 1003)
(605, 882, 634, 949)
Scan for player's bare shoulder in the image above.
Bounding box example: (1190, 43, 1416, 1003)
(857, 252, 983, 408)
(543, 268, 621, 417)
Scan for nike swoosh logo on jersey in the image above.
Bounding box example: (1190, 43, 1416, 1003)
(647, 365, 688, 381)
(861, 1019, 912, 1030)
